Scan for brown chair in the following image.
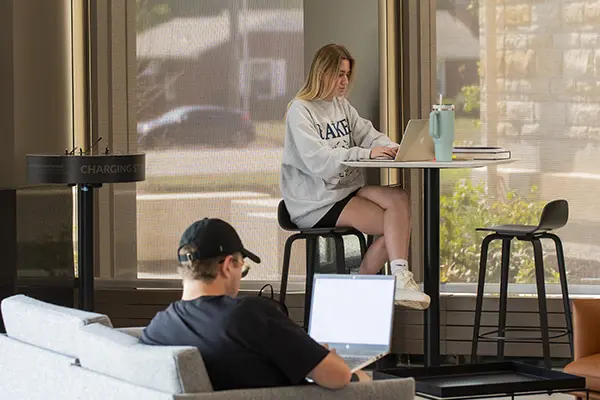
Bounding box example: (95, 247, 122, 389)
(564, 299, 600, 400)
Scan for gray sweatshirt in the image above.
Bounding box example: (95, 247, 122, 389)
(280, 97, 396, 228)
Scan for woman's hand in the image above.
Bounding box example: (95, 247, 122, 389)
(370, 146, 398, 160)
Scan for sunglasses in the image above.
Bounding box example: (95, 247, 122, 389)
(219, 256, 251, 278)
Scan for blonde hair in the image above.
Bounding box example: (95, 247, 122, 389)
(294, 44, 355, 102)
(177, 244, 221, 281)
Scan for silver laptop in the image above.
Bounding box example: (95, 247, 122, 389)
(364, 118, 435, 162)
(308, 274, 396, 372)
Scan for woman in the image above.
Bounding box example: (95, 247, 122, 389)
(280, 43, 430, 310)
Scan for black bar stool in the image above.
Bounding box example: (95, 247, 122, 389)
(471, 199, 573, 368)
(277, 200, 367, 330)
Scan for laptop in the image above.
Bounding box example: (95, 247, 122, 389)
(307, 274, 396, 372)
(364, 118, 435, 162)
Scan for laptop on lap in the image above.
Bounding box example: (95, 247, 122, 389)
(307, 274, 396, 372)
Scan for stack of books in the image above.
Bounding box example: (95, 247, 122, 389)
(452, 146, 511, 161)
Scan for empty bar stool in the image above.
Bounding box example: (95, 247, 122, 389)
(471, 199, 573, 368)
(277, 200, 367, 330)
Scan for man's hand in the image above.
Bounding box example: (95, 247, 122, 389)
(321, 343, 337, 354)
(322, 344, 371, 383)
(353, 370, 372, 382)
(370, 146, 398, 159)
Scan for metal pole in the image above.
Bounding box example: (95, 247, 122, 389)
(228, 0, 242, 110)
(241, 0, 249, 113)
(77, 184, 96, 311)
(483, 0, 499, 194)
(423, 168, 441, 366)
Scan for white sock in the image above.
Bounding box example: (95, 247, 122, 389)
(390, 259, 409, 275)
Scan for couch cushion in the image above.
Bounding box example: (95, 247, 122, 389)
(186, 378, 416, 400)
(0, 335, 173, 400)
(1, 294, 112, 357)
(0, 334, 80, 400)
(117, 326, 144, 338)
(565, 353, 600, 391)
(78, 322, 213, 394)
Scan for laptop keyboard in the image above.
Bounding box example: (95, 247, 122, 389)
(342, 355, 372, 370)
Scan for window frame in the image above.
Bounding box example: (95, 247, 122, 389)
(94, 0, 306, 290)
(430, 0, 600, 297)
(96, 0, 600, 297)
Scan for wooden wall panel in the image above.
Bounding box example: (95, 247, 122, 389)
(95, 288, 573, 362)
(95, 289, 307, 327)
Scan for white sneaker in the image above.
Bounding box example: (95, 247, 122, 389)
(394, 269, 431, 310)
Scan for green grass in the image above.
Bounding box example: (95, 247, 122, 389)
(138, 165, 468, 197)
(138, 171, 280, 195)
(138, 118, 480, 195)
(254, 121, 285, 147)
(254, 118, 480, 147)
(138, 120, 285, 194)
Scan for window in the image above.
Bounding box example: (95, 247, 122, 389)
(436, 1, 600, 295)
(135, 1, 305, 282)
(241, 58, 287, 101)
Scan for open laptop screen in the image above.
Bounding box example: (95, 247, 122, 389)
(308, 274, 395, 347)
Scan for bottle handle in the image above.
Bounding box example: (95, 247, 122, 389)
(429, 110, 440, 139)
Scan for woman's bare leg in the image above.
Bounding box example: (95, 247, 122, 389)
(359, 236, 387, 274)
(336, 186, 410, 272)
(336, 196, 388, 274)
(336, 186, 429, 310)
(355, 186, 411, 261)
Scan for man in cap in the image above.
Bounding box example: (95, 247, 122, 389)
(141, 218, 366, 391)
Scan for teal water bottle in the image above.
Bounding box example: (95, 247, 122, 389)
(429, 100, 455, 162)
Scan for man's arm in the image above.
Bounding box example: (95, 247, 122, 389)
(307, 349, 352, 389)
(235, 298, 353, 389)
(308, 347, 371, 388)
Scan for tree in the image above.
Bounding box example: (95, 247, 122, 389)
(437, 0, 479, 38)
(136, 1, 177, 119)
(136, 0, 171, 34)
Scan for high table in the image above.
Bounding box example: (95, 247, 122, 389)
(342, 159, 514, 367)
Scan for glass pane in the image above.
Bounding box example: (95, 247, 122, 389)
(17, 187, 75, 280)
(135, 0, 304, 281)
(436, 1, 600, 291)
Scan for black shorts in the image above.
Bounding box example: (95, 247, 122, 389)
(313, 189, 360, 228)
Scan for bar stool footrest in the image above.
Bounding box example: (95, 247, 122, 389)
(478, 327, 570, 343)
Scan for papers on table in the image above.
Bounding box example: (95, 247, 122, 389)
(452, 146, 511, 161)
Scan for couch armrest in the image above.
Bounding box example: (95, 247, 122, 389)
(573, 299, 600, 360)
(175, 378, 415, 400)
(116, 327, 145, 339)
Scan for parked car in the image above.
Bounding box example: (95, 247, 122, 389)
(137, 105, 256, 149)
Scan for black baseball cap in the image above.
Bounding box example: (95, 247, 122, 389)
(177, 218, 261, 264)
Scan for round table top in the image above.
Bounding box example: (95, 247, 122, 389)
(342, 158, 515, 169)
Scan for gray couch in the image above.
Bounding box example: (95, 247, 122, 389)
(0, 295, 415, 400)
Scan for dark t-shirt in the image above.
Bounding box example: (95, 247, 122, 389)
(140, 295, 329, 391)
